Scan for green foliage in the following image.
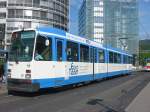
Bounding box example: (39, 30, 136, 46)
(139, 52, 150, 66)
(139, 40, 150, 51)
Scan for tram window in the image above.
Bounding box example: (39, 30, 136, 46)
(94, 48, 97, 63)
(67, 41, 79, 62)
(57, 40, 63, 61)
(90, 48, 93, 63)
(109, 52, 114, 63)
(114, 53, 118, 63)
(117, 53, 121, 63)
(123, 55, 128, 64)
(128, 57, 130, 64)
(123, 55, 126, 63)
(131, 57, 133, 64)
(35, 35, 52, 61)
(98, 49, 104, 63)
(128, 56, 132, 64)
(125, 56, 128, 64)
(80, 44, 89, 62)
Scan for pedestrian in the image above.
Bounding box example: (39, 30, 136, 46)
(0, 66, 2, 83)
(3, 62, 8, 84)
(2, 58, 8, 84)
(1, 64, 4, 83)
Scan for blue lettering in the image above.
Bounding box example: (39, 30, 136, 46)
(69, 63, 79, 75)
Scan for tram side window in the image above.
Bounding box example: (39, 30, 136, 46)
(114, 53, 118, 63)
(128, 56, 130, 64)
(117, 53, 121, 63)
(80, 44, 89, 62)
(125, 56, 128, 64)
(123, 55, 126, 64)
(90, 47, 93, 63)
(94, 48, 97, 63)
(35, 35, 52, 61)
(90, 48, 97, 63)
(128, 56, 132, 64)
(57, 40, 63, 61)
(99, 49, 105, 63)
(131, 57, 133, 64)
(109, 52, 114, 63)
(128, 57, 130, 64)
(123, 55, 128, 64)
(67, 41, 79, 62)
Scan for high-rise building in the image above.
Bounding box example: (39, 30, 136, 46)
(0, 0, 69, 49)
(79, 0, 104, 43)
(104, 0, 138, 54)
(0, 0, 7, 49)
(78, 0, 138, 54)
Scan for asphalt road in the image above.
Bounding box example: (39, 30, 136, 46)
(0, 72, 150, 112)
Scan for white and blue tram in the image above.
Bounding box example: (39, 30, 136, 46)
(7, 27, 134, 92)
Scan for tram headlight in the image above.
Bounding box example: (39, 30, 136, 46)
(25, 74, 31, 79)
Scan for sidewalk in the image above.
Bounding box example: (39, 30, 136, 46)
(126, 82, 150, 112)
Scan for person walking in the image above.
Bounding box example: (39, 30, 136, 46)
(0, 64, 4, 83)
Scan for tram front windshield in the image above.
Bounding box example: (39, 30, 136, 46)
(9, 31, 35, 62)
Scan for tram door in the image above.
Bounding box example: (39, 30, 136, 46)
(90, 47, 97, 79)
(56, 39, 64, 61)
(55, 39, 66, 85)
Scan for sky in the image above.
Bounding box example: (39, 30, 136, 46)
(69, 0, 150, 39)
(139, 0, 150, 39)
(69, 0, 83, 35)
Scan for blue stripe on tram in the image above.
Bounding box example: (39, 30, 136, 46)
(32, 70, 131, 88)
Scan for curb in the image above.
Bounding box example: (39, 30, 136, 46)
(125, 82, 150, 112)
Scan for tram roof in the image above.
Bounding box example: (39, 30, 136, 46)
(35, 27, 132, 57)
(37, 26, 66, 37)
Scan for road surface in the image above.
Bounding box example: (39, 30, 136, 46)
(0, 72, 149, 112)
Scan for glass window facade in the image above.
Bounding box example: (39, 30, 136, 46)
(104, 0, 139, 54)
(79, 0, 139, 55)
(79, 0, 104, 44)
(7, 0, 68, 31)
(0, 0, 69, 49)
(0, 1, 6, 8)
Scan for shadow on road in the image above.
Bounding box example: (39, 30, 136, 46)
(87, 99, 120, 112)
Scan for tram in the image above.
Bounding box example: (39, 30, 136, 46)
(7, 27, 134, 92)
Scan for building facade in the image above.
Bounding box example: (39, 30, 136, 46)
(79, 0, 104, 43)
(0, 0, 7, 49)
(78, 0, 138, 54)
(104, 0, 138, 54)
(0, 0, 69, 49)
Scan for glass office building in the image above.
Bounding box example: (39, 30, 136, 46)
(0, 0, 69, 49)
(79, 0, 104, 44)
(0, 0, 7, 49)
(104, 0, 138, 54)
(79, 0, 138, 54)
